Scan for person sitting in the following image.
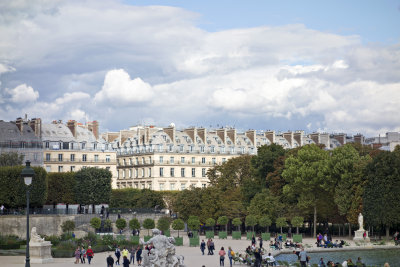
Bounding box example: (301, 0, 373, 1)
(265, 253, 276, 266)
(356, 257, 366, 267)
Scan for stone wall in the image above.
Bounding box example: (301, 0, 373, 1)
(0, 213, 165, 238)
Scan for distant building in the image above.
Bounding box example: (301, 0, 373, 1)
(0, 116, 43, 166)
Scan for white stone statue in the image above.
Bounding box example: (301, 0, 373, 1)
(30, 227, 45, 243)
(140, 228, 185, 267)
(358, 213, 364, 231)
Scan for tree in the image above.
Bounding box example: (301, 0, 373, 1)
(116, 218, 127, 232)
(364, 149, 400, 239)
(129, 218, 141, 230)
(247, 189, 284, 222)
(143, 218, 155, 236)
(0, 152, 24, 166)
(110, 188, 165, 209)
(205, 218, 216, 231)
(187, 216, 201, 232)
(46, 172, 76, 205)
(232, 218, 242, 231)
(90, 217, 101, 230)
(276, 217, 287, 233)
(104, 219, 112, 230)
(172, 219, 184, 237)
(0, 166, 47, 208)
(199, 187, 222, 222)
(173, 187, 203, 221)
(157, 216, 171, 232)
(282, 144, 329, 238)
(74, 168, 112, 209)
(291, 216, 304, 234)
(217, 216, 229, 232)
(245, 215, 257, 232)
(61, 220, 75, 234)
(258, 216, 272, 233)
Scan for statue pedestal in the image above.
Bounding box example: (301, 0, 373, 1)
(353, 230, 370, 242)
(29, 241, 53, 263)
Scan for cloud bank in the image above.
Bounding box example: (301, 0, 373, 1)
(0, 0, 399, 136)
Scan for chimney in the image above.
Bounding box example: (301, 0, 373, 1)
(16, 117, 23, 133)
(283, 132, 294, 147)
(309, 133, 320, 144)
(67, 120, 77, 138)
(293, 131, 304, 146)
(29, 118, 42, 137)
(227, 129, 237, 145)
(354, 134, 364, 145)
(333, 133, 346, 145)
(197, 128, 207, 144)
(265, 131, 275, 144)
(87, 121, 99, 140)
(184, 127, 197, 143)
(163, 125, 176, 144)
(216, 128, 227, 145)
(245, 130, 256, 145)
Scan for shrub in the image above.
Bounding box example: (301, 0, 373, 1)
(232, 218, 242, 231)
(157, 217, 171, 232)
(143, 218, 155, 236)
(116, 218, 127, 231)
(259, 216, 272, 232)
(104, 219, 112, 230)
(245, 215, 257, 232)
(172, 219, 184, 237)
(90, 217, 101, 230)
(205, 218, 215, 229)
(129, 218, 141, 230)
(61, 220, 75, 234)
(276, 217, 287, 233)
(187, 216, 200, 231)
(44, 235, 61, 246)
(217, 216, 228, 231)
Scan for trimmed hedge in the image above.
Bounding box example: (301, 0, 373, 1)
(261, 233, 271, 241)
(131, 236, 140, 244)
(293, 234, 302, 243)
(0, 244, 20, 249)
(110, 188, 165, 209)
(218, 231, 227, 239)
(175, 237, 183, 246)
(144, 236, 151, 242)
(163, 230, 170, 237)
(246, 232, 255, 240)
(52, 249, 73, 258)
(232, 231, 241, 240)
(189, 237, 199, 247)
(205, 231, 214, 239)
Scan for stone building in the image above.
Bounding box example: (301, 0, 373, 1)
(0, 116, 43, 166)
(41, 120, 117, 186)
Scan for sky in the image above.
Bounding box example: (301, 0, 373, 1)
(0, 0, 399, 136)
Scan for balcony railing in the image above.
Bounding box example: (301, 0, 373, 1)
(44, 159, 116, 164)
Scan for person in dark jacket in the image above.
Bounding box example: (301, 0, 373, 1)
(200, 240, 206, 255)
(122, 256, 130, 267)
(107, 254, 115, 267)
(136, 246, 143, 266)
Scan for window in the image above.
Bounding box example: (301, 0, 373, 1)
(222, 158, 226, 163)
(168, 145, 173, 152)
(106, 155, 110, 162)
(129, 158, 133, 165)
(136, 158, 139, 164)
(170, 183, 175, 190)
(46, 153, 50, 161)
(170, 157, 174, 163)
(82, 143, 86, 149)
(160, 167, 164, 177)
(192, 168, 196, 177)
(63, 142, 69, 149)
(46, 165, 51, 172)
(191, 157, 195, 164)
(82, 154, 87, 162)
(142, 184, 145, 189)
(149, 168, 152, 177)
(135, 169, 138, 178)
(70, 166, 75, 172)
(159, 183, 164, 191)
(45, 142, 49, 148)
(202, 184, 207, 188)
(170, 168, 175, 177)
(58, 166, 63, 172)
(210, 146, 215, 153)
(202, 168, 206, 177)
(106, 167, 110, 171)
(181, 157, 185, 163)
(123, 170, 126, 178)
(212, 158, 216, 165)
(70, 154, 75, 162)
(142, 157, 145, 164)
(129, 169, 132, 178)
(123, 159, 126, 165)
(201, 157, 206, 164)
(94, 155, 99, 162)
(181, 168, 185, 177)
(221, 146, 225, 153)
(181, 184, 186, 190)
(93, 143, 97, 150)
(159, 156, 164, 163)
(149, 157, 152, 164)
(179, 145, 184, 152)
(58, 154, 63, 162)
(200, 146, 205, 152)
(142, 168, 145, 177)
(191, 183, 196, 188)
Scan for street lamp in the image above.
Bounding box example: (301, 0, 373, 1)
(21, 160, 35, 267)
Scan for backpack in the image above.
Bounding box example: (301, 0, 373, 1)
(230, 250, 235, 256)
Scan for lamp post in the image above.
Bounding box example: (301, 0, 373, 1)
(21, 160, 35, 267)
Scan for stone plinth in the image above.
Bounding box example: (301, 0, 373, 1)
(29, 241, 53, 263)
(353, 230, 370, 242)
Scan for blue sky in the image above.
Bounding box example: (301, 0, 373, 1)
(0, 0, 399, 136)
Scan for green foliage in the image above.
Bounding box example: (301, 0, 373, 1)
(232, 217, 242, 227)
(364, 150, 400, 228)
(61, 220, 75, 233)
(110, 188, 165, 209)
(157, 216, 171, 232)
(90, 217, 101, 230)
(205, 218, 215, 227)
(129, 218, 141, 230)
(245, 215, 257, 227)
(247, 189, 283, 221)
(258, 216, 272, 228)
(0, 165, 47, 208)
(276, 217, 287, 228)
(46, 172, 76, 204)
(172, 219, 184, 230)
(143, 218, 155, 235)
(173, 187, 203, 221)
(0, 152, 24, 166)
(187, 216, 200, 231)
(217, 216, 228, 226)
(104, 219, 112, 229)
(291, 216, 304, 228)
(116, 218, 127, 230)
(74, 167, 112, 204)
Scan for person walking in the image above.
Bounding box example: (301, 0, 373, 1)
(122, 247, 129, 260)
(219, 247, 226, 266)
(210, 239, 215, 255)
(259, 236, 263, 249)
(200, 240, 206, 255)
(227, 246, 233, 267)
(130, 246, 136, 264)
(122, 256, 130, 267)
(299, 248, 307, 267)
(80, 246, 86, 263)
(136, 246, 143, 266)
(252, 235, 256, 246)
(86, 246, 94, 265)
(115, 246, 121, 265)
(74, 247, 81, 264)
(107, 254, 115, 267)
(207, 239, 211, 255)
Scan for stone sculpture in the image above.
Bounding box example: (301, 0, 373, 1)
(30, 227, 45, 243)
(358, 213, 364, 231)
(29, 227, 53, 263)
(140, 228, 185, 267)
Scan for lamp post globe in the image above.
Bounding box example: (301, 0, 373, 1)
(21, 160, 35, 267)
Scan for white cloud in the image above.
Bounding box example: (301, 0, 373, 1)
(95, 69, 154, 105)
(6, 84, 39, 103)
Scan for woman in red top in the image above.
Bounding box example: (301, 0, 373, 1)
(85, 246, 94, 264)
(219, 247, 226, 266)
